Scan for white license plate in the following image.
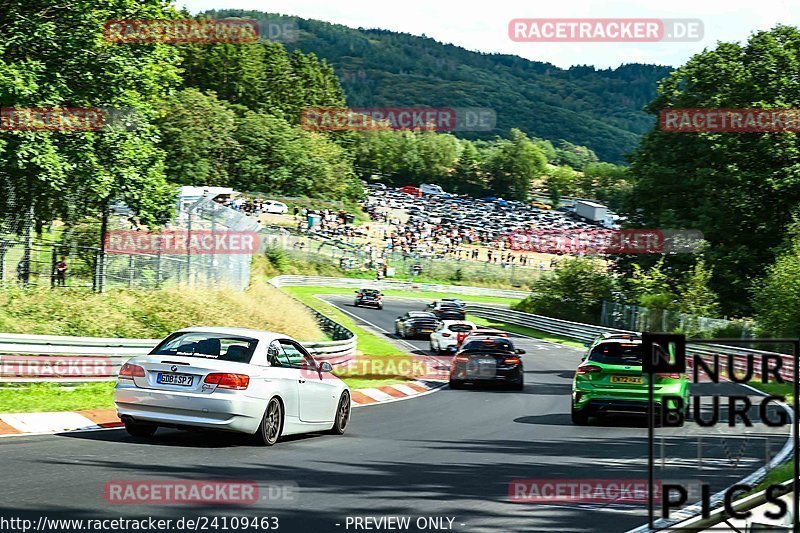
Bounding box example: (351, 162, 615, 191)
(466, 359, 497, 378)
(157, 373, 194, 386)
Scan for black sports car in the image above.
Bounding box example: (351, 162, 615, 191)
(354, 289, 383, 309)
(449, 336, 525, 390)
(394, 312, 439, 338)
(426, 301, 467, 320)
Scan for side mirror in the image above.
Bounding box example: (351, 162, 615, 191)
(354, 290, 359, 294)
(319, 362, 333, 373)
(583, 342, 591, 347)
(516, 349, 526, 355)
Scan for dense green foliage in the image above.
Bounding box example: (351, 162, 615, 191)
(514, 259, 615, 324)
(353, 128, 548, 200)
(624, 25, 800, 316)
(205, 10, 672, 164)
(0, 3, 364, 238)
(0, 0, 183, 230)
(754, 227, 800, 337)
(161, 37, 362, 201)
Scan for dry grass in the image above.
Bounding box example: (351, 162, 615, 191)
(0, 282, 324, 341)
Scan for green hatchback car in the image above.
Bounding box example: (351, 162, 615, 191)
(571, 334, 690, 425)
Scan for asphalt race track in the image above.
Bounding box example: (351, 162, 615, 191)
(0, 295, 791, 533)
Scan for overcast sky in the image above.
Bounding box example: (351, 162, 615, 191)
(180, 0, 798, 69)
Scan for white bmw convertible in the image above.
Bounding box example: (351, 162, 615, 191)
(114, 327, 351, 445)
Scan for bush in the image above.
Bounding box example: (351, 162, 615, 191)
(514, 258, 615, 324)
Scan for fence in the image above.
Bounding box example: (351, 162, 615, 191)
(0, 196, 259, 292)
(466, 304, 798, 379)
(269, 275, 531, 299)
(0, 323, 356, 384)
(601, 300, 756, 338)
(261, 226, 549, 288)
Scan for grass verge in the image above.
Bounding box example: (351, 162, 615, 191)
(282, 285, 523, 307)
(0, 281, 323, 341)
(0, 382, 115, 413)
(467, 315, 586, 349)
(281, 287, 417, 388)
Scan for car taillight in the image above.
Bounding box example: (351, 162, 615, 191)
(442, 333, 451, 337)
(502, 356, 521, 365)
(204, 373, 250, 390)
(119, 363, 145, 379)
(454, 355, 469, 363)
(576, 365, 602, 374)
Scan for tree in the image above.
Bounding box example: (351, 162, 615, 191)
(514, 258, 615, 324)
(484, 129, 547, 200)
(624, 25, 800, 315)
(627, 258, 675, 310)
(677, 259, 720, 317)
(157, 89, 239, 185)
(754, 226, 800, 337)
(0, 0, 183, 233)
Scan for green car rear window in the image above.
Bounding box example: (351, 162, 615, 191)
(588, 343, 643, 365)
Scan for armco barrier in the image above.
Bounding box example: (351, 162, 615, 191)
(465, 304, 798, 381)
(0, 328, 356, 383)
(269, 275, 530, 299)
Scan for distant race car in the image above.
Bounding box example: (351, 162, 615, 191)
(571, 334, 690, 425)
(354, 288, 383, 309)
(440, 297, 466, 308)
(394, 311, 439, 338)
(114, 327, 351, 445)
(449, 336, 525, 390)
(426, 301, 467, 320)
(429, 320, 477, 353)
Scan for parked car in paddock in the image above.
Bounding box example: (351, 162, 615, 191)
(430, 320, 477, 353)
(398, 185, 422, 197)
(354, 288, 383, 309)
(449, 336, 525, 390)
(571, 334, 689, 425)
(394, 311, 439, 338)
(426, 301, 467, 320)
(114, 327, 351, 445)
(263, 200, 289, 214)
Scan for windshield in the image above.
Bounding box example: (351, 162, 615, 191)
(587, 343, 643, 366)
(151, 332, 258, 363)
(462, 338, 514, 352)
(449, 324, 474, 332)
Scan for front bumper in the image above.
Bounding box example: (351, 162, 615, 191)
(114, 382, 265, 434)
